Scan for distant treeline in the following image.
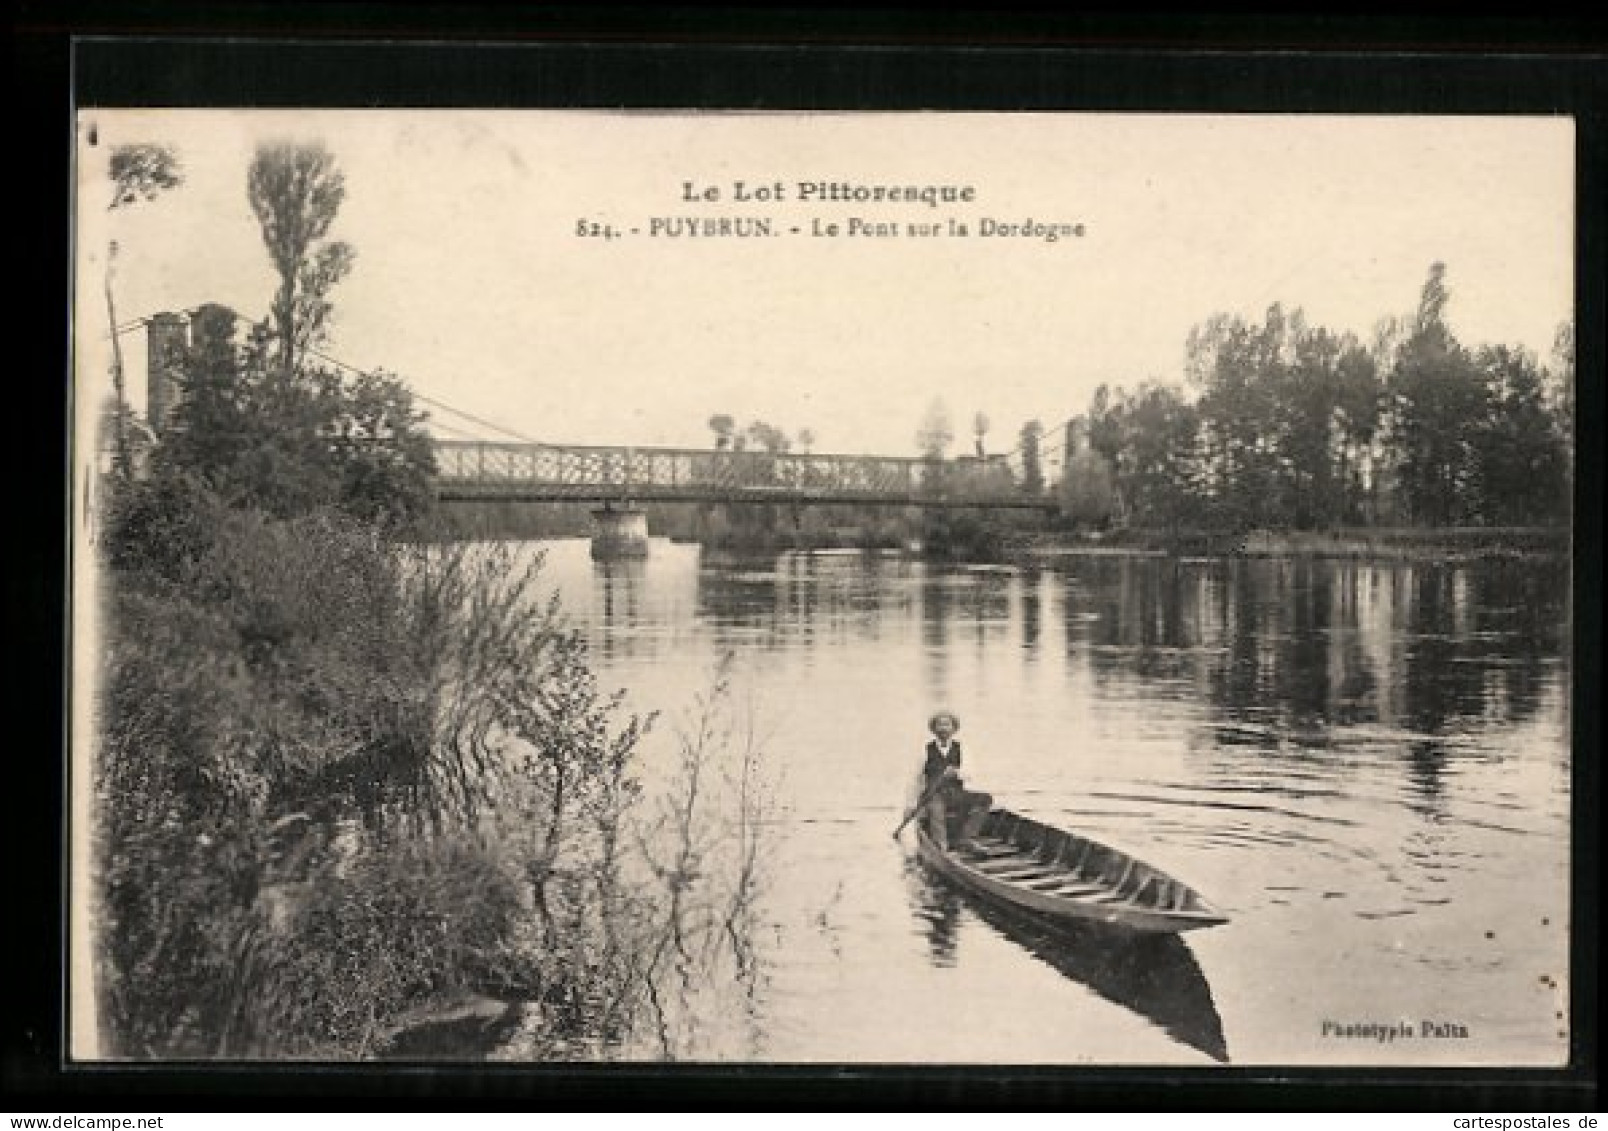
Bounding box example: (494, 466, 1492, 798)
(439, 265, 1571, 553)
(1058, 264, 1573, 533)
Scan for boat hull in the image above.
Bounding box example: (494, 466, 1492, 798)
(914, 809, 1227, 934)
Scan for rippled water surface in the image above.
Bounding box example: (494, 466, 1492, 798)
(535, 541, 1571, 1065)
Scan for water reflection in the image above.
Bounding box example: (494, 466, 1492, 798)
(1057, 556, 1567, 776)
(691, 549, 917, 651)
(904, 858, 962, 967)
(594, 558, 646, 661)
(920, 568, 953, 699)
(1405, 738, 1449, 818)
(1019, 566, 1043, 657)
(545, 543, 1569, 1063)
(902, 856, 1229, 1063)
(964, 568, 1014, 654)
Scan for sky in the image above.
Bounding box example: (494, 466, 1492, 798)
(74, 110, 1574, 459)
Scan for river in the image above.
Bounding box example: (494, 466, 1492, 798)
(525, 539, 1571, 1066)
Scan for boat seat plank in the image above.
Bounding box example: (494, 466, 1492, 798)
(964, 843, 1029, 862)
(1037, 882, 1107, 898)
(962, 844, 1021, 859)
(987, 866, 1066, 883)
(973, 856, 1039, 873)
(983, 858, 1061, 874)
(973, 835, 1014, 847)
(990, 862, 1067, 881)
(1027, 877, 1092, 892)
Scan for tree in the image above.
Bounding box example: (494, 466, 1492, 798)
(1188, 305, 1289, 528)
(328, 367, 439, 526)
(1329, 341, 1383, 524)
(123, 141, 435, 534)
(1389, 264, 1485, 526)
(1185, 303, 1382, 530)
(104, 143, 183, 478)
(1115, 385, 1201, 529)
(1270, 325, 1380, 529)
(796, 428, 816, 454)
(707, 414, 735, 450)
(1548, 321, 1575, 471)
(1018, 420, 1045, 496)
(154, 309, 334, 519)
(1080, 386, 1133, 523)
(972, 412, 990, 458)
(916, 399, 954, 460)
(247, 142, 355, 379)
(1061, 427, 1117, 527)
(744, 420, 791, 454)
(108, 144, 183, 210)
(1468, 345, 1569, 525)
(153, 316, 435, 528)
(1085, 385, 1124, 467)
(1413, 261, 1451, 339)
(157, 305, 265, 482)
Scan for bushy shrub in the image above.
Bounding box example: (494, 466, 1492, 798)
(92, 470, 771, 1061)
(921, 508, 1007, 561)
(243, 832, 525, 1057)
(92, 484, 672, 1058)
(156, 306, 438, 532)
(94, 497, 516, 1056)
(100, 467, 226, 579)
(95, 579, 269, 1056)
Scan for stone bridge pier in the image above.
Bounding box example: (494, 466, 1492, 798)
(589, 502, 650, 560)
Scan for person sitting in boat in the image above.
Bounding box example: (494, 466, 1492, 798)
(921, 711, 993, 850)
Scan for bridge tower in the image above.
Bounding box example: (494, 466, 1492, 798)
(146, 311, 188, 430)
(589, 501, 650, 560)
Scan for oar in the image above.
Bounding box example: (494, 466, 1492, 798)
(893, 772, 952, 840)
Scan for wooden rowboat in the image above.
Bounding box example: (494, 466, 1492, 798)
(915, 806, 1228, 934)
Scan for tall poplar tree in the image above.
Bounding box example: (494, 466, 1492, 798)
(1389, 264, 1485, 526)
(247, 141, 355, 380)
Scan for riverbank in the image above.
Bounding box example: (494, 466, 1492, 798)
(91, 488, 767, 1060)
(432, 504, 1570, 564)
(1005, 526, 1570, 563)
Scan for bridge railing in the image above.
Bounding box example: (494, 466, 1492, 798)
(434, 440, 945, 499)
(432, 440, 1038, 506)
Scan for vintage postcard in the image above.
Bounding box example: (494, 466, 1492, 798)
(71, 103, 1575, 1068)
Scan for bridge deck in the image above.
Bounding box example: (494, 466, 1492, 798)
(433, 440, 1049, 509)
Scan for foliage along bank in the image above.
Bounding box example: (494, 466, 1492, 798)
(91, 138, 767, 1060)
(1057, 264, 1572, 536)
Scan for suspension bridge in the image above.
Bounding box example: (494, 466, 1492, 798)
(121, 311, 1070, 555)
(432, 439, 1051, 509)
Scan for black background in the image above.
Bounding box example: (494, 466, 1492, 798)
(9, 5, 1602, 1110)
